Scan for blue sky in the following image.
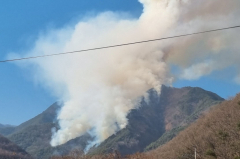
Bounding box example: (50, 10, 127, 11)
(0, 0, 240, 125)
(0, 0, 142, 125)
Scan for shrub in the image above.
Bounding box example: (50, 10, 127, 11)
(237, 123, 240, 130)
(218, 131, 228, 140)
(206, 149, 216, 157)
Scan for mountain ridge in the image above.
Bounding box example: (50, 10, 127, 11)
(4, 102, 93, 159)
(147, 93, 240, 158)
(0, 85, 224, 158)
(88, 85, 224, 155)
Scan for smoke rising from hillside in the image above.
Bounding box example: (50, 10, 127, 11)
(11, 0, 240, 147)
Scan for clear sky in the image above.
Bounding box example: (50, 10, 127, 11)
(0, 0, 240, 125)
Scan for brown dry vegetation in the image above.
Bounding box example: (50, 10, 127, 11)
(51, 150, 148, 159)
(148, 93, 240, 159)
(0, 134, 32, 159)
(89, 86, 223, 156)
(52, 93, 240, 159)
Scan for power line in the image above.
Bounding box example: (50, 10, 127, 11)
(1, 25, 240, 63)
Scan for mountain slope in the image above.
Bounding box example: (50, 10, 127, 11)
(144, 126, 186, 151)
(8, 122, 92, 159)
(2, 86, 224, 158)
(4, 103, 61, 158)
(0, 124, 15, 128)
(89, 89, 166, 156)
(5, 103, 93, 159)
(89, 86, 224, 156)
(0, 124, 16, 136)
(0, 103, 59, 137)
(144, 86, 224, 151)
(10, 102, 60, 136)
(0, 134, 32, 159)
(148, 93, 240, 159)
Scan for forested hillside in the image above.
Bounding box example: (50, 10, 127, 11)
(51, 93, 240, 159)
(89, 86, 223, 156)
(148, 93, 240, 159)
(0, 134, 32, 159)
(0, 86, 225, 159)
(3, 103, 93, 159)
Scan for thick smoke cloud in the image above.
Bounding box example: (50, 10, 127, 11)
(11, 0, 240, 147)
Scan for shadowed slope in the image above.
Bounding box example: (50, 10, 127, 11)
(0, 134, 32, 159)
(89, 86, 224, 155)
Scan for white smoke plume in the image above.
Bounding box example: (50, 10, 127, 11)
(180, 60, 216, 80)
(10, 0, 240, 146)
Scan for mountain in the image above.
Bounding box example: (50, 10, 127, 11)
(0, 103, 59, 137)
(1, 85, 224, 158)
(144, 86, 224, 151)
(0, 124, 15, 136)
(147, 93, 240, 159)
(89, 85, 224, 156)
(2, 103, 92, 159)
(10, 102, 60, 136)
(8, 123, 92, 159)
(144, 126, 186, 151)
(0, 124, 7, 128)
(0, 134, 32, 159)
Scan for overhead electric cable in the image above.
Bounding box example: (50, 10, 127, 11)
(1, 25, 240, 63)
